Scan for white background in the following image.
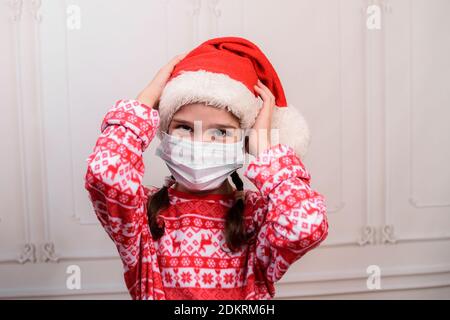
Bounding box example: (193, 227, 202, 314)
(0, 0, 449, 299)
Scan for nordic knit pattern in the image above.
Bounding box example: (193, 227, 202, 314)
(84, 99, 329, 300)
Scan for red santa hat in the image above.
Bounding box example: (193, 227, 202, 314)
(157, 36, 310, 158)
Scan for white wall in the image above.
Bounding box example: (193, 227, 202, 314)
(1, 0, 449, 299)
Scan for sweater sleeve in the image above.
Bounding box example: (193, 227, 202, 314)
(244, 143, 329, 284)
(84, 99, 160, 274)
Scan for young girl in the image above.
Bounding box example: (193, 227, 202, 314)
(84, 37, 329, 300)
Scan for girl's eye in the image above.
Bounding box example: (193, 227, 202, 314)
(176, 124, 192, 132)
(212, 129, 228, 137)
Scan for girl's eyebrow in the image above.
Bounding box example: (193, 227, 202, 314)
(208, 123, 239, 129)
(171, 118, 192, 125)
(171, 118, 239, 129)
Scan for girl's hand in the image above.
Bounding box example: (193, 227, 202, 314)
(247, 79, 275, 157)
(136, 52, 188, 109)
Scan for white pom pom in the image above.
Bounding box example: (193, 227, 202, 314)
(270, 104, 311, 159)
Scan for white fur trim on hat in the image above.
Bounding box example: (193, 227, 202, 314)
(157, 70, 311, 158)
(158, 70, 262, 135)
(270, 104, 311, 159)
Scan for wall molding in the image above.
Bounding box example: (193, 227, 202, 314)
(0, 0, 41, 265)
(406, 0, 448, 210)
(382, 0, 450, 243)
(9, 0, 23, 22)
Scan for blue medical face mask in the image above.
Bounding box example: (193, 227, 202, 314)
(155, 131, 245, 191)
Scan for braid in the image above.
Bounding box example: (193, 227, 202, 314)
(231, 170, 244, 191)
(225, 171, 253, 252)
(147, 175, 174, 239)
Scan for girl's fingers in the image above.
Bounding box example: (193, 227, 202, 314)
(255, 84, 274, 107)
(256, 79, 276, 101)
(254, 81, 275, 116)
(254, 84, 269, 101)
(174, 52, 188, 63)
(166, 52, 188, 70)
(256, 88, 274, 119)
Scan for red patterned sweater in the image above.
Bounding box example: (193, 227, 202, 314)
(84, 99, 329, 300)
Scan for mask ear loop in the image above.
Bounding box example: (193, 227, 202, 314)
(220, 183, 246, 253)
